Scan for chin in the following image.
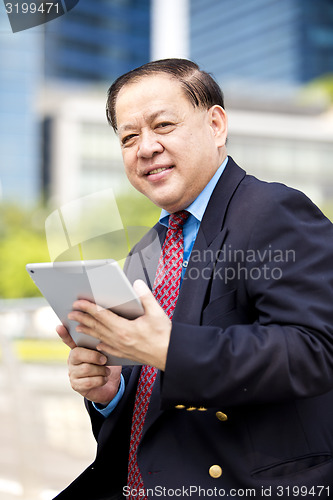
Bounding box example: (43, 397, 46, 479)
(148, 194, 180, 212)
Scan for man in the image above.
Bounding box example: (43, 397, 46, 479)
(55, 59, 333, 499)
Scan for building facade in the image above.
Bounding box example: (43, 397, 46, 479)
(0, 0, 150, 205)
(40, 0, 151, 203)
(0, 7, 43, 204)
(44, 0, 150, 83)
(190, 0, 333, 86)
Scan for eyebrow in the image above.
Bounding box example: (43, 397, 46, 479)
(118, 109, 176, 135)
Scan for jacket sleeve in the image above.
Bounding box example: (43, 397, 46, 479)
(84, 365, 134, 439)
(161, 186, 333, 408)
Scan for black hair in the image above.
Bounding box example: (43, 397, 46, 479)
(106, 58, 225, 132)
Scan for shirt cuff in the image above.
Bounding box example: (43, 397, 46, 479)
(92, 374, 125, 418)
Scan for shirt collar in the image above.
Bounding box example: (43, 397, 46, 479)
(159, 156, 229, 226)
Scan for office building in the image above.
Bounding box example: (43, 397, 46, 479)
(0, 11, 43, 204)
(0, 0, 150, 205)
(44, 0, 150, 83)
(190, 0, 333, 87)
(40, 0, 151, 203)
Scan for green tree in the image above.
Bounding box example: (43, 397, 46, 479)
(0, 204, 49, 298)
(0, 193, 160, 299)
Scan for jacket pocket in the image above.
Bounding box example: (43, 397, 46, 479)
(252, 453, 332, 479)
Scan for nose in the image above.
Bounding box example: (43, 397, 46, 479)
(137, 130, 164, 158)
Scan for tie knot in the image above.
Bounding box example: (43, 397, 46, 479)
(168, 210, 189, 230)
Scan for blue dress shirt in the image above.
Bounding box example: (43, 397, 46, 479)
(159, 156, 229, 280)
(94, 156, 229, 417)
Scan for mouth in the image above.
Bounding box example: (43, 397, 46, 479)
(146, 166, 174, 176)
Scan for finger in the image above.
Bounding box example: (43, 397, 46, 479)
(69, 361, 110, 380)
(69, 302, 120, 331)
(69, 304, 125, 345)
(71, 375, 109, 394)
(68, 309, 100, 330)
(96, 342, 125, 361)
(56, 324, 77, 349)
(71, 299, 108, 317)
(69, 346, 108, 366)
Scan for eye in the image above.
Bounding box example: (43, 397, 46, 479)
(155, 122, 175, 132)
(121, 134, 137, 146)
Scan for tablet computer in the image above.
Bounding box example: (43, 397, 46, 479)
(26, 259, 144, 365)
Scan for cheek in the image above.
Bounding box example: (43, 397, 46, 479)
(122, 151, 136, 175)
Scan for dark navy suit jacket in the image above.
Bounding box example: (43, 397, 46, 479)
(54, 158, 333, 499)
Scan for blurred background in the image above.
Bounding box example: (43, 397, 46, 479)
(0, 0, 333, 498)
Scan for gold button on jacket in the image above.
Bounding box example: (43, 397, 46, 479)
(216, 411, 228, 421)
(209, 465, 222, 478)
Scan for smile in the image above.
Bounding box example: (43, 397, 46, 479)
(147, 166, 173, 175)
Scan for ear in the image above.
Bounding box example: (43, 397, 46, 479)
(209, 105, 228, 147)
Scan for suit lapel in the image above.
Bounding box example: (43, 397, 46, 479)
(173, 158, 246, 324)
(125, 223, 166, 289)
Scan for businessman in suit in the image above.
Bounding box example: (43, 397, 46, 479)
(55, 59, 333, 499)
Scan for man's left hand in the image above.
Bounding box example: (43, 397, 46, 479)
(68, 280, 171, 371)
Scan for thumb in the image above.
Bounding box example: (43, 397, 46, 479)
(56, 324, 77, 350)
(133, 279, 158, 311)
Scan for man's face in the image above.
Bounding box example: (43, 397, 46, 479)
(115, 74, 227, 213)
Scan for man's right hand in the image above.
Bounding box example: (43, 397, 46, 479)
(56, 325, 122, 405)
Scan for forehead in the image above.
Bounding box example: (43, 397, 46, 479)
(117, 73, 185, 101)
(115, 74, 192, 127)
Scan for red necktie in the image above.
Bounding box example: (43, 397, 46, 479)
(127, 210, 189, 498)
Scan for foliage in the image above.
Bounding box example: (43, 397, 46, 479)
(0, 204, 49, 298)
(302, 73, 333, 104)
(0, 194, 160, 299)
(117, 189, 161, 228)
(312, 74, 333, 102)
